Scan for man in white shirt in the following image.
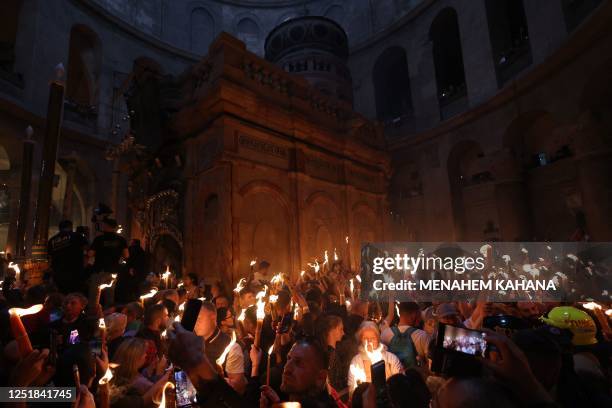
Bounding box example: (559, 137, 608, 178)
(381, 302, 431, 362)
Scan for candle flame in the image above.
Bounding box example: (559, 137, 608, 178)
(606, 309, 612, 317)
(177, 282, 184, 288)
(8, 262, 20, 276)
(345, 299, 351, 309)
(161, 329, 167, 339)
(345, 236, 349, 244)
(99, 318, 106, 329)
(350, 279, 354, 294)
(139, 289, 157, 300)
(179, 302, 185, 312)
(255, 288, 267, 321)
(216, 330, 237, 366)
(116, 225, 123, 234)
(268, 344, 274, 355)
(270, 273, 284, 285)
(582, 302, 602, 310)
(293, 303, 299, 319)
(350, 363, 366, 386)
(307, 260, 320, 273)
(98, 365, 115, 385)
(333, 248, 338, 261)
(9, 304, 43, 317)
(165, 265, 170, 273)
(174, 315, 181, 322)
(300, 270, 305, 277)
(237, 309, 246, 322)
(157, 381, 175, 408)
(250, 259, 257, 267)
(269, 294, 278, 304)
(355, 275, 361, 283)
(234, 278, 247, 293)
(99, 275, 117, 290)
(323, 250, 329, 266)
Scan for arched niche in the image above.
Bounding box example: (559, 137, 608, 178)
(236, 17, 260, 53)
(372, 46, 413, 123)
(239, 184, 290, 276)
(429, 8, 467, 108)
(190, 7, 215, 55)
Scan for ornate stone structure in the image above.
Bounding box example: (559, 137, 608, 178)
(125, 32, 389, 286)
(265, 16, 353, 103)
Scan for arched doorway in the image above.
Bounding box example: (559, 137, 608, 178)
(152, 234, 182, 276)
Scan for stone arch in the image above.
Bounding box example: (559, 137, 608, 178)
(190, 7, 215, 55)
(429, 8, 467, 108)
(152, 233, 182, 275)
(372, 46, 413, 123)
(503, 110, 560, 169)
(239, 181, 291, 275)
(305, 191, 341, 261)
(66, 24, 102, 108)
(236, 15, 261, 53)
(484, 0, 532, 86)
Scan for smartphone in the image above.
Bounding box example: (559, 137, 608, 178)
(69, 329, 80, 345)
(174, 369, 198, 408)
(437, 323, 487, 357)
(181, 298, 203, 332)
(370, 360, 386, 390)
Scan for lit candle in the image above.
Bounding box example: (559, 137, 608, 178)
(158, 382, 175, 408)
(266, 344, 274, 386)
(216, 330, 237, 375)
(8, 262, 20, 283)
(269, 294, 279, 321)
(233, 278, 247, 294)
(254, 287, 267, 349)
(99, 318, 106, 345)
(96, 274, 117, 305)
(162, 265, 171, 289)
(139, 289, 158, 307)
(9, 304, 43, 357)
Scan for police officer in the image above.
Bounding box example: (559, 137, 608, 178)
(48, 220, 88, 294)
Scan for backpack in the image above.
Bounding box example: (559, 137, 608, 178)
(388, 326, 418, 369)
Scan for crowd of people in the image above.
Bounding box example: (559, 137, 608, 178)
(0, 219, 611, 408)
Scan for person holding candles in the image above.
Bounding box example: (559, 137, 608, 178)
(194, 300, 247, 394)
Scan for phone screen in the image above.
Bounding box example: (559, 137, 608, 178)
(370, 360, 386, 390)
(174, 370, 198, 408)
(181, 299, 203, 332)
(441, 324, 487, 357)
(69, 329, 80, 345)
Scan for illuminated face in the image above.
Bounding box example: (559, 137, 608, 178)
(220, 309, 235, 334)
(361, 329, 379, 350)
(281, 343, 323, 394)
(63, 296, 85, 320)
(194, 308, 216, 337)
(329, 323, 344, 346)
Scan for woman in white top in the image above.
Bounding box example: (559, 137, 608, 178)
(347, 321, 403, 396)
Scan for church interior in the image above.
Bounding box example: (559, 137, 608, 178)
(0, 0, 611, 286)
